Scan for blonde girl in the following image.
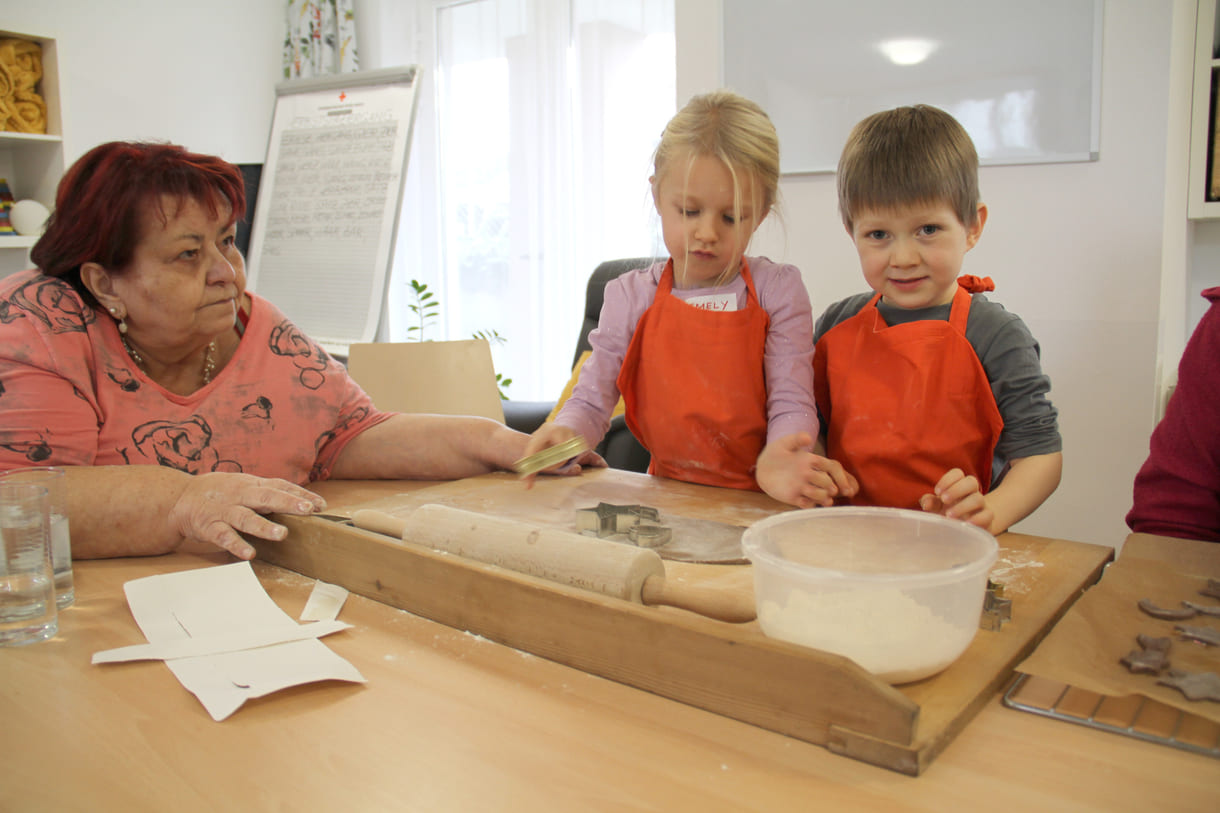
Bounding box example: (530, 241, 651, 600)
(524, 90, 855, 506)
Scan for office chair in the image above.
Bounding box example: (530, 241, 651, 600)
(503, 257, 656, 472)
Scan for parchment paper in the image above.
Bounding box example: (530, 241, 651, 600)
(96, 562, 365, 721)
(1016, 535, 1220, 723)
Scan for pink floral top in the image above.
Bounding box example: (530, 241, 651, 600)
(0, 270, 390, 483)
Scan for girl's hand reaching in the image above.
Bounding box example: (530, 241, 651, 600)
(519, 423, 606, 486)
(756, 432, 858, 508)
(919, 468, 994, 531)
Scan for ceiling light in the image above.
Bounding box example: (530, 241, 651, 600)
(877, 38, 938, 66)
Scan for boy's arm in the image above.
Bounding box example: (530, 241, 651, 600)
(930, 452, 1062, 534)
(981, 452, 1062, 534)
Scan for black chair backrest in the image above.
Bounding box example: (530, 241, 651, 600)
(573, 258, 658, 368)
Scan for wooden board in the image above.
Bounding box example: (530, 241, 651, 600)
(317, 470, 776, 563)
(256, 469, 1113, 775)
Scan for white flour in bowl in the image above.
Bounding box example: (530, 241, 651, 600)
(758, 586, 975, 683)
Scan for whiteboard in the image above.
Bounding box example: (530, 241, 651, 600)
(246, 66, 421, 355)
(722, 0, 1102, 175)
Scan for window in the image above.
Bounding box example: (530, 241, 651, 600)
(375, 0, 675, 400)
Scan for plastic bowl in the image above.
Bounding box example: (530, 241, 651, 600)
(741, 507, 998, 684)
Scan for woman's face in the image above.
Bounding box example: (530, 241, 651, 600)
(112, 195, 245, 354)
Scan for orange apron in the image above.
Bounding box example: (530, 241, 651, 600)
(618, 259, 770, 490)
(813, 279, 1003, 509)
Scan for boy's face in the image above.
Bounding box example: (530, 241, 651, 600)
(652, 152, 764, 289)
(848, 201, 987, 309)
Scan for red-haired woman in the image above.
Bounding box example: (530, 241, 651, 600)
(0, 141, 597, 560)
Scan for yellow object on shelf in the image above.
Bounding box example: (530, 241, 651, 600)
(0, 38, 46, 134)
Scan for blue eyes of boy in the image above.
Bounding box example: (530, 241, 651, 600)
(864, 225, 940, 240)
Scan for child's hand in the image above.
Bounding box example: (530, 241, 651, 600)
(519, 424, 605, 487)
(919, 468, 994, 531)
(756, 432, 859, 508)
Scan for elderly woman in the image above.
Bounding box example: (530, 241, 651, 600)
(0, 141, 598, 560)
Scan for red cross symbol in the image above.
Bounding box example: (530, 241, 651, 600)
(339, 92, 347, 102)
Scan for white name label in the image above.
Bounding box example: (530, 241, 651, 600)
(684, 292, 737, 312)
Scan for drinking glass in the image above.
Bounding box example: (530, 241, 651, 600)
(0, 481, 57, 646)
(0, 467, 73, 608)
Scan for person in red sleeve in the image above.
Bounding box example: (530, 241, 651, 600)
(814, 105, 1063, 535)
(0, 141, 568, 560)
(1127, 286, 1220, 542)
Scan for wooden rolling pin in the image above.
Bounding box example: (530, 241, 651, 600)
(351, 504, 756, 624)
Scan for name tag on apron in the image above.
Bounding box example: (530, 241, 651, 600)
(683, 292, 737, 312)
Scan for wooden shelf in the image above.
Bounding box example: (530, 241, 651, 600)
(0, 131, 61, 145)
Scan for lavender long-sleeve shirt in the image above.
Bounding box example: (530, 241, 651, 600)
(555, 257, 818, 450)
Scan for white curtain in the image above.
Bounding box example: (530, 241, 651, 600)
(356, 0, 675, 401)
(284, 0, 361, 78)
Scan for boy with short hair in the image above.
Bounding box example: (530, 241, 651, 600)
(814, 104, 1062, 534)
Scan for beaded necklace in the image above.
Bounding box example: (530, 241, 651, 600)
(121, 336, 217, 385)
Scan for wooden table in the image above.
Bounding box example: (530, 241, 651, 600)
(1, 479, 1217, 811)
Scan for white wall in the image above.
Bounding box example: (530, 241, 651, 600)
(677, 0, 1187, 548)
(0, 0, 283, 166)
(1188, 221, 1220, 326)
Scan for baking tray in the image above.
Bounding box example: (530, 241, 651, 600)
(1004, 672, 1220, 759)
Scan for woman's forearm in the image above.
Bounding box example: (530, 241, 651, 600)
(63, 465, 194, 558)
(62, 466, 330, 560)
(330, 414, 529, 481)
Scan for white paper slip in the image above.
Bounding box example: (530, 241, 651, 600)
(300, 580, 349, 622)
(95, 561, 366, 721)
(91, 619, 351, 664)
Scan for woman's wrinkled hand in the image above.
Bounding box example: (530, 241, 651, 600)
(167, 472, 327, 559)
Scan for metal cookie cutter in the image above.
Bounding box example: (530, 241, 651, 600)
(575, 502, 622, 536)
(627, 523, 672, 548)
(979, 579, 1013, 631)
(575, 502, 669, 548)
(512, 436, 589, 477)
